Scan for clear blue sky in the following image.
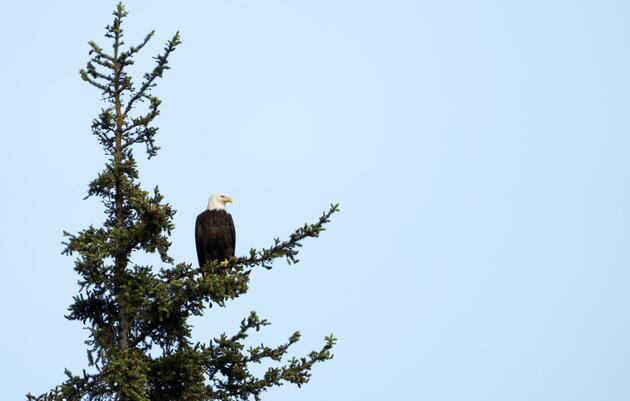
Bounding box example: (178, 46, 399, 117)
(1, 1, 629, 400)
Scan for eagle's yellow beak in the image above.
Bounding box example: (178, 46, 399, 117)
(224, 196, 233, 204)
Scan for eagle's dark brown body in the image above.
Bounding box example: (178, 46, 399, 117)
(195, 209, 236, 267)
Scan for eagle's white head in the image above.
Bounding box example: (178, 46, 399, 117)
(208, 193, 233, 211)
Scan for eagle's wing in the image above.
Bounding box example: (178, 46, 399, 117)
(195, 213, 207, 267)
(228, 213, 236, 257)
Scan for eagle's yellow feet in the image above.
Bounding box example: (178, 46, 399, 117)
(220, 259, 230, 267)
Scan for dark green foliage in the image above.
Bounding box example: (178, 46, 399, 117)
(27, 3, 337, 401)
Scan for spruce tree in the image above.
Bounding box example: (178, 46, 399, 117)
(27, 4, 338, 401)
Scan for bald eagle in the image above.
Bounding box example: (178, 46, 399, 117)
(195, 193, 235, 268)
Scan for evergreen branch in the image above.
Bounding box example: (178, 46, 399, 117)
(125, 30, 155, 57)
(88, 40, 114, 62)
(123, 31, 181, 117)
(26, 370, 105, 401)
(92, 57, 115, 70)
(123, 96, 160, 135)
(233, 203, 340, 270)
(85, 61, 115, 82)
(123, 96, 162, 157)
(203, 312, 336, 401)
(124, 185, 175, 260)
(91, 108, 116, 153)
(117, 30, 155, 69)
(80, 69, 114, 94)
